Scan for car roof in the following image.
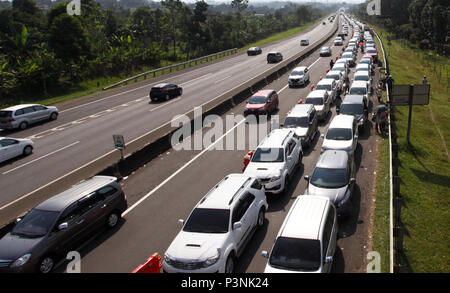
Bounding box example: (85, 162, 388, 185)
(292, 66, 307, 71)
(356, 63, 369, 68)
(258, 128, 294, 148)
(197, 174, 255, 209)
(306, 90, 327, 98)
(342, 94, 364, 104)
(351, 80, 368, 87)
(326, 70, 342, 76)
(2, 104, 40, 111)
(316, 150, 349, 169)
(279, 195, 329, 240)
(153, 83, 169, 88)
(252, 89, 274, 97)
(329, 114, 354, 129)
(317, 78, 335, 85)
(287, 104, 314, 117)
(35, 176, 118, 212)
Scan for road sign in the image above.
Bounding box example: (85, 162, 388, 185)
(391, 84, 430, 106)
(113, 134, 125, 149)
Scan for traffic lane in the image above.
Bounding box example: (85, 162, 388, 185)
(72, 30, 347, 273)
(0, 22, 332, 141)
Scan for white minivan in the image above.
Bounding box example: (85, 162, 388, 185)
(262, 195, 338, 273)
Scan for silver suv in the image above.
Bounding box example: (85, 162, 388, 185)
(0, 104, 59, 130)
(304, 150, 356, 216)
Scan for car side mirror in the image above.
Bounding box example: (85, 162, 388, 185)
(233, 222, 242, 230)
(320, 133, 325, 139)
(304, 175, 310, 181)
(58, 222, 68, 230)
(15, 217, 22, 223)
(325, 256, 333, 263)
(349, 178, 356, 185)
(178, 219, 185, 226)
(261, 250, 269, 258)
(354, 134, 358, 139)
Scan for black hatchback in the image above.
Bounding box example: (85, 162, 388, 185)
(0, 176, 127, 273)
(247, 47, 262, 56)
(149, 83, 183, 102)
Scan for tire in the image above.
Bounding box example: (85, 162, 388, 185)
(19, 121, 28, 130)
(23, 145, 33, 156)
(165, 93, 170, 101)
(106, 211, 120, 228)
(257, 208, 265, 228)
(225, 254, 235, 273)
(50, 112, 58, 120)
(38, 256, 54, 274)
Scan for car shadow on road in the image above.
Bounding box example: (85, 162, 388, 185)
(52, 218, 126, 273)
(330, 246, 345, 273)
(0, 153, 31, 168)
(337, 184, 361, 239)
(302, 130, 321, 156)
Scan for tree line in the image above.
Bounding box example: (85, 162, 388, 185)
(0, 0, 323, 105)
(351, 0, 449, 54)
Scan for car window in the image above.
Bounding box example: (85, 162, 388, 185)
(283, 116, 309, 128)
(269, 237, 321, 271)
(0, 111, 12, 118)
(77, 192, 105, 215)
(340, 103, 364, 115)
(11, 209, 59, 238)
(326, 128, 352, 140)
(248, 96, 267, 104)
(14, 109, 24, 116)
(349, 87, 367, 95)
(97, 185, 118, 198)
(251, 147, 284, 163)
(305, 97, 324, 105)
(0, 139, 18, 146)
(23, 107, 35, 114)
(57, 202, 80, 226)
(33, 105, 46, 111)
(310, 167, 348, 189)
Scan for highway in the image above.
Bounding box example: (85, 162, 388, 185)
(51, 15, 384, 273)
(0, 19, 336, 211)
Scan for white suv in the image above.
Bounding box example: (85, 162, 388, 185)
(321, 114, 358, 155)
(163, 174, 268, 273)
(288, 66, 310, 87)
(244, 129, 302, 194)
(262, 195, 338, 273)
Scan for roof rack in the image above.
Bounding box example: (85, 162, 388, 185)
(228, 177, 252, 206)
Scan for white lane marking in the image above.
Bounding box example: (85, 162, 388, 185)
(214, 75, 231, 84)
(180, 73, 212, 86)
(308, 57, 321, 69)
(122, 118, 246, 217)
(2, 141, 80, 175)
(149, 98, 179, 112)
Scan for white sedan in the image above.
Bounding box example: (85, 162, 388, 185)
(0, 137, 34, 163)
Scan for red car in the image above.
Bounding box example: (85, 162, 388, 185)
(365, 48, 378, 62)
(244, 90, 279, 117)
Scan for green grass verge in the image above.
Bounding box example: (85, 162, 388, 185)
(373, 26, 450, 273)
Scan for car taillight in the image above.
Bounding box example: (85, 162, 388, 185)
(8, 117, 14, 122)
(161, 88, 165, 92)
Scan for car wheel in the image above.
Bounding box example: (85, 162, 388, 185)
(225, 254, 235, 273)
(19, 121, 28, 130)
(106, 211, 120, 228)
(38, 256, 54, 274)
(257, 208, 265, 228)
(50, 112, 58, 120)
(165, 94, 170, 101)
(23, 145, 33, 156)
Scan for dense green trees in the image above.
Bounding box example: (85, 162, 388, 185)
(0, 0, 321, 105)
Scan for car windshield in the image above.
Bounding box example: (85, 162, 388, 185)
(367, 49, 377, 53)
(355, 75, 369, 81)
(305, 97, 324, 105)
(342, 53, 353, 58)
(340, 103, 364, 115)
(283, 116, 309, 128)
(316, 84, 331, 91)
(183, 208, 230, 233)
(321, 47, 329, 52)
(269, 237, 321, 271)
(350, 87, 367, 95)
(360, 59, 371, 64)
(326, 128, 353, 140)
(291, 70, 304, 76)
(11, 209, 59, 238)
(333, 66, 345, 72)
(311, 167, 348, 188)
(326, 74, 339, 80)
(252, 147, 284, 162)
(248, 96, 267, 104)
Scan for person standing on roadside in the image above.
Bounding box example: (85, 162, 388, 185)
(330, 59, 334, 69)
(422, 76, 428, 84)
(374, 101, 389, 133)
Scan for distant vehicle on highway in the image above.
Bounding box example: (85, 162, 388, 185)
(288, 66, 310, 87)
(304, 150, 356, 217)
(282, 104, 318, 148)
(247, 47, 262, 56)
(244, 90, 279, 117)
(366, 48, 378, 62)
(267, 52, 283, 63)
(149, 83, 182, 102)
(0, 104, 58, 130)
(163, 174, 268, 273)
(0, 137, 34, 163)
(300, 39, 309, 46)
(333, 37, 343, 46)
(0, 176, 127, 273)
(338, 94, 369, 132)
(319, 46, 332, 57)
(304, 90, 331, 121)
(321, 114, 358, 156)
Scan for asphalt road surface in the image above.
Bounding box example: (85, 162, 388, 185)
(53, 16, 385, 273)
(0, 20, 336, 210)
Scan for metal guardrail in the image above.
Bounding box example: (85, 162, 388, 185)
(0, 20, 338, 227)
(102, 48, 238, 91)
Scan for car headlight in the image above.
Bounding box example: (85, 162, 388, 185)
(164, 253, 174, 264)
(10, 254, 31, 268)
(203, 249, 221, 267)
(269, 170, 283, 182)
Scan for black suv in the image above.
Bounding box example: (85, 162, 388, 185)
(282, 104, 319, 149)
(0, 176, 127, 273)
(267, 52, 283, 63)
